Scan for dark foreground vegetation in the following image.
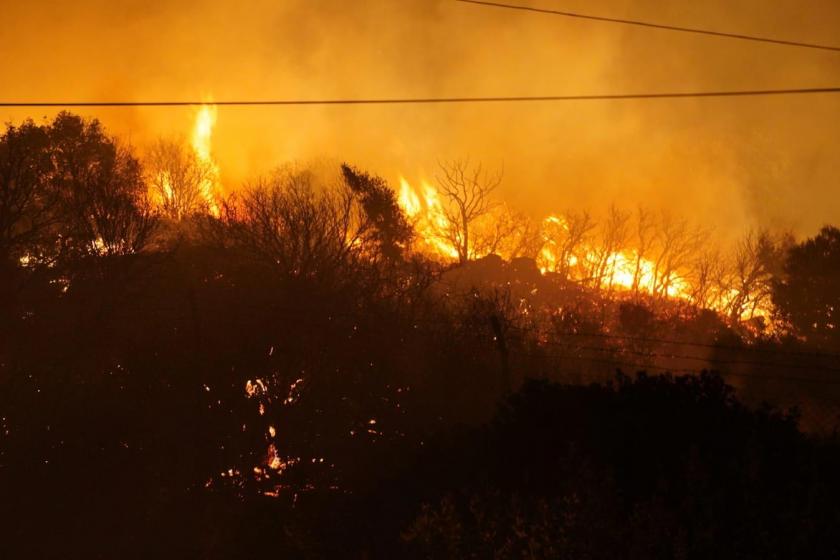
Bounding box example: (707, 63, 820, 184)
(2, 114, 840, 558)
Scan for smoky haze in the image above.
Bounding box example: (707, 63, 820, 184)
(2, 0, 839, 240)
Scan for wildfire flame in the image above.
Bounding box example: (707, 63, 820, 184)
(537, 215, 692, 298)
(151, 104, 221, 217)
(396, 181, 768, 320)
(399, 178, 459, 259)
(538, 215, 662, 291)
(150, 108, 768, 322)
(191, 105, 221, 216)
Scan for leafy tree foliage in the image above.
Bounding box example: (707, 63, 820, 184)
(341, 163, 413, 262)
(773, 226, 840, 349)
(403, 375, 837, 560)
(0, 119, 54, 267)
(0, 113, 156, 270)
(48, 113, 157, 260)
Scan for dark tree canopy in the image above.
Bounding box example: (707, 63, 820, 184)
(341, 163, 413, 261)
(0, 119, 54, 266)
(0, 113, 156, 274)
(773, 226, 840, 349)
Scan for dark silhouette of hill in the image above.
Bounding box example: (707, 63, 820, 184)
(2, 113, 840, 558)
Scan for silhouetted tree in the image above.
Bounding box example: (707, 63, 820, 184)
(773, 226, 840, 349)
(0, 119, 53, 268)
(689, 247, 727, 311)
(1, 113, 157, 270)
(146, 137, 215, 220)
(725, 229, 791, 322)
(222, 166, 370, 282)
(631, 206, 656, 295)
(435, 159, 502, 264)
(48, 113, 158, 261)
(591, 205, 630, 291)
(473, 204, 537, 260)
(651, 214, 702, 298)
(341, 163, 412, 262)
(541, 210, 595, 278)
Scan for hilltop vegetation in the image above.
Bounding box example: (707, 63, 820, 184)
(2, 113, 840, 558)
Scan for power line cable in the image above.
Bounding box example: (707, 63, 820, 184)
(320, 315, 840, 382)
(506, 326, 840, 360)
(455, 0, 840, 53)
(2, 87, 840, 108)
(525, 350, 706, 376)
(219, 304, 840, 363)
(518, 346, 840, 388)
(510, 337, 840, 378)
(509, 341, 840, 386)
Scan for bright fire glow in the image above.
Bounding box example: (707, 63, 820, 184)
(151, 106, 771, 322)
(399, 178, 460, 259)
(536, 214, 691, 298)
(191, 105, 221, 216)
(150, 104, 221, 217)
(396, 184, 769, 321)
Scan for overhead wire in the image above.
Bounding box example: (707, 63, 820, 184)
(454, 0, 840, 53)
(507, 336, 840, 380)
(505, 326, 840, 360)
(2, 87, 840, 108)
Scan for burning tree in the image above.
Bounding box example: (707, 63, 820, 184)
(650, 214, 703, 299)
(539, 211, 596, 278)
(590, 205, 631, 292)
(145, 104, 221, 220)
(220, 166, 372, 283)
(630, 207, 656, 295)
(146, 138, 216, 220)
(472, 205, 538, 260)
(725, 229, 791, 322)
(434, 159, 503, 264)
(689, 247, 728, 311)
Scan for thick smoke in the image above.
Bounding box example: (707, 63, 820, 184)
(2, 0, 839, 240)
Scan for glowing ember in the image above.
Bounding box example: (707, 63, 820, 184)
(283, 378, 305, 405)
(266, 445, 297, 473)
(245, 378, 267, 398)
(267, 444, 283, 470)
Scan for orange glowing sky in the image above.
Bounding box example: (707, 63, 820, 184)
(2, 0, 839, 241)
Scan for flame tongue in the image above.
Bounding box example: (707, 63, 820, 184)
(399, 178, 459, 259)
(192, 105, 220, 216)
(191, 105, 216, 162)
